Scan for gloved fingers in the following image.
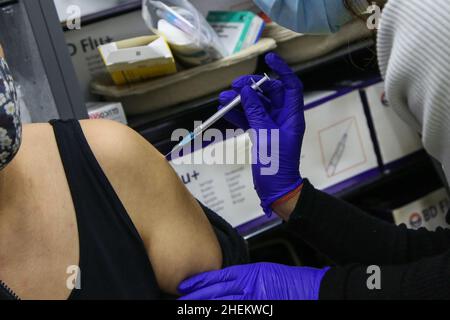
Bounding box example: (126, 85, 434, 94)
(232, 75, 283, 94)
(219, 90, 238, 105)
(178, 268, 238, 294)
(231, 75, 263, 90)
(221, 88, 271, 110)
(219, 90, 250, 129)
(261, 80, 285, 109)
(265, 53, 304, 123)
(265, 52, 303, 100)
(241, 86, 277, 130)
(211, 295, 244, 301)
(232, 76, 285, 108)
(219, 107, 250, 130)
(178, 281, 244, 300)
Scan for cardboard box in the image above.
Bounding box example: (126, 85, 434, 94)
(98, 35, 176, 85)
(207, 11, 265, 55)
(64, 10, 152, 100)
(91, 38, 276, 115)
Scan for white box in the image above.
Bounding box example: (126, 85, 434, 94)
(170, 134, 261, 228)
(87, 102, 128, 125)
(207, 11, 265, 56)
(393, 189, 450, 231)
(365, 82, 423, 164)
(98, 35, 176, 86)
(64, 10, 151, 100)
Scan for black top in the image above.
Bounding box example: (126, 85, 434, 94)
(288, 179, 450, 300)
(0, 120, 248, 300)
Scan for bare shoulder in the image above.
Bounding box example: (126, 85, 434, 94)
(78, 119, 171, 211)
(21, 120, 148, 157)
(17, 121, 221, 296)
(20, 123, 60, 158)
(79, 120, 222, 294)
(21, 120, 167, 188)
(78, 119, 173, 210)
(79, 119, 163, 165)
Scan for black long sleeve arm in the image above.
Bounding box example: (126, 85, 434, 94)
(288, 179, 450, 299)
(289, 180, 450, 265)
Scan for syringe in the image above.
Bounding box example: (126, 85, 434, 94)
(165, 73, 271, 158)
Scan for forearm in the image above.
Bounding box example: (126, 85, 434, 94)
(284, 179, 450, 265)
(320, 250, 450, 300)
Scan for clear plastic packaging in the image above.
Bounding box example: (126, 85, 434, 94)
(142, 0, 227, 66)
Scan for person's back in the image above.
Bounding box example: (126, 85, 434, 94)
(0, 119, 246, 299)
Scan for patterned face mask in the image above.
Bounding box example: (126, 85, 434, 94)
(0, 57, 21, 170)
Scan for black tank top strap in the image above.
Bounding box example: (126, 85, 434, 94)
(49, 119, 160, 299)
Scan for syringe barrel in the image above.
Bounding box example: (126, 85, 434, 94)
(195, 95, 242, 135)
(193, 74, 270, 135)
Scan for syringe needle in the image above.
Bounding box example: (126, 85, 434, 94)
(165, 74, 271, 159)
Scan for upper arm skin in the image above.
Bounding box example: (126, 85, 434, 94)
(79, 120, 222, 295)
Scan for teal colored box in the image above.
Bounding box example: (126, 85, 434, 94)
(207, 11, 265, 55)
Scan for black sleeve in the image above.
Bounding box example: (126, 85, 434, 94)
(288, 179, 450, 265)
(198, 201, 250, 268)
(287, 180, 450, 299)
(320, 250, 450, 299)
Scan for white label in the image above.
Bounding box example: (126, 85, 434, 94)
(87, 102, 128, 125)
(393, 189, 450, 231)
(171, 134, 263, 228)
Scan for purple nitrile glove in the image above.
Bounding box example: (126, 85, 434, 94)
(178, 263, 330, 300)
(219, 53, 305, 216)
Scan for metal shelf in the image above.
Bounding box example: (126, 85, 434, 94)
(128, 38, 376, 132)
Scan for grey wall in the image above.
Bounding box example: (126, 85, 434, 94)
(0, 1, 60, 122)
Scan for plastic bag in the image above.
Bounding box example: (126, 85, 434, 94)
(142, 0, 227, 66)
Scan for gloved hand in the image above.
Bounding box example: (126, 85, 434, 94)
(219, 53, 305, 216)
(178, 263, 330, 300)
